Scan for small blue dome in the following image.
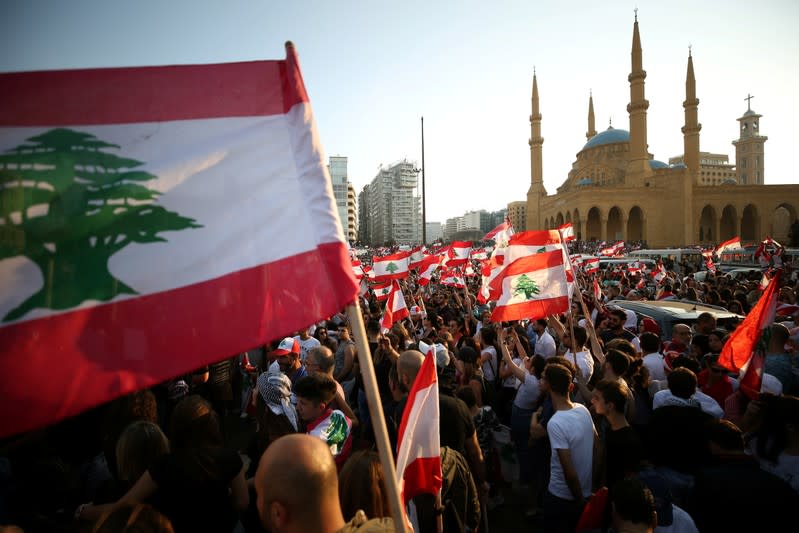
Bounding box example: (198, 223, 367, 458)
(648, 159, 668, 169)
(670, 162, 687, 169)
(743, 109, 757, 117)
(583, 127, 630, 150)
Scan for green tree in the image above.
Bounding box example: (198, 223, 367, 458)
(513, 274, 540, 300)
(0, 128, 201, 321)
(385, 262, 398, 274)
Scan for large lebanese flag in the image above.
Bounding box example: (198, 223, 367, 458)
(489, 249, 569, 322)
(396, 349, 443, 503)
(381, 281, 409, 333)
(0, 44, 358, 438)
(718, 270, 780, 397)
(372, 251, 411, 281)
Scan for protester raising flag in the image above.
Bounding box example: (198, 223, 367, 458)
(440, 268, 466, 289)
(489, 249, 569, 322)
(718, 270, 781, 398)
(0, 44, 360, 438)
(381, 281, 409, 333)
(396, 349, 442, 503)
(557, 222, 576, 242)
(713, 236, 741, 258)
(372, 251, 411, 281)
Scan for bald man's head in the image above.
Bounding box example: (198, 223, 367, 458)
(255, 434, 343, 533)
(397, 350, 424, 393)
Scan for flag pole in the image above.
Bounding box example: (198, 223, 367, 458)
(559, 229, 604, 365)
(346, 302, 407, 533)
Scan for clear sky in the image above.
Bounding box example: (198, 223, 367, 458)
(3, 0, 798, 225)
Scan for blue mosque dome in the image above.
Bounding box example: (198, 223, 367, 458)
(648, 159, 668, 169)
(583, 127, 630, 150)
(670, 162, 687, 169)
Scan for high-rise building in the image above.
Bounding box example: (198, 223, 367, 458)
(507, 201, 527, 232)
(425, 222, 443, 243)
(328, 156, 350, 237)
(346, 182, 358, 242)
(359, 160, 421, 245)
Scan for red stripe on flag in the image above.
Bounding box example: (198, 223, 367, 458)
(491, 295, 570, 323)
(400, 456, 444, 503)
(0, 241, 356, 438)
(0, 47, 308, 125)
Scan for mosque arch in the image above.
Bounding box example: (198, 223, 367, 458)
(627, 206, 644, 242)
(572, 209, 581, 240)
(741, 204, 760, 242)
(719, 205, 738, 241)
(770, 203, 796, 243)
(607, 206, 623, 241)
(550, 216, 556, 229)
(586, 207, 602, 241)
(565, 211, 572, 223)
(544, 218, 550, 230)
(699, 205, 716, 244)
(556, 212, 564, 227)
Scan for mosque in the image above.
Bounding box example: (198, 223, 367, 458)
(523, 16, 798, 247)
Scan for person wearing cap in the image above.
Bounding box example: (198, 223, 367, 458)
(271, 337, 307, 390)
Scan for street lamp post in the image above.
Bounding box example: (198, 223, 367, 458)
(413, 116, 426, 245)
(420, 116, 426, 245)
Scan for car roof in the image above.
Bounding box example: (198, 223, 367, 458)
(606, 299, 744, 339)
(607, 299, 742, 320)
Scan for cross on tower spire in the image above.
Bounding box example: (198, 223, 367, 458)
(745, 93, 754, 111)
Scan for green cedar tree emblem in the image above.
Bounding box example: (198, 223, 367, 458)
(381, 287, 390, 295)
(536, 247, 546, 253)
(0, 128, 201, 321)
(512, 274, 540, 300)
(385, 262, 398, 274)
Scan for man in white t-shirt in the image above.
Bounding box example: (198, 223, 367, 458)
(532, 318, 557, 359)
(561, 325, 593, 383)
(537, 362, 596, 533)
(640, 331, 667, 382)
(294, 327, 321, 363)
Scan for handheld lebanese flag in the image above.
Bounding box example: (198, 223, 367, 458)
(408, 246, 425, 270)
(416, 255, 440, 286)
(0, 45, 359, 438)
(714, 236, 741, 258)
(447, 241, 472, 267)
(558, 222, 575, 242)
(396, 349, 442, 503)
(483, 218, 514, 242)
(489, 250, 569, 322)
(372, 251, 411, 281)
(381, 281, 409, 333)
(351, 259, 365, 281)
(584, 257, 600, 274)
(718, 270, 780, 397)
(372, 281, 393, 301)
(440, 268, 466, 289)
(651, 262, 667, 284)
(593, 277, 603, 302)
(470, 248, 489, 261)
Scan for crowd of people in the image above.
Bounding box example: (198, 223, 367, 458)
(1, 250, 798, 533)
